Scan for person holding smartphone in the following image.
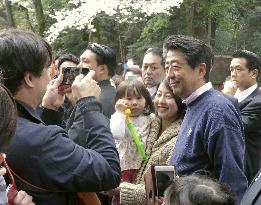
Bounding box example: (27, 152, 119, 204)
(79, 43, 117, 118)
(0, 30, 121, 205)
(119, 79, 186, 205)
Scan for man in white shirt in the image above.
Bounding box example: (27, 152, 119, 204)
(225, 50, 261, 184)
(141, 48, 165, 100)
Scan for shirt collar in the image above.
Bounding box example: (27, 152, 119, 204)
(15, 100, 44, 124)
(234, 84, 258, 103)
(147, 86, 157, 97)
(183, 82, 212, 105)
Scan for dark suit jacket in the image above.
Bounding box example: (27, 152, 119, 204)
(240, 169, 261, 205)
(98, 80, 116, 119)
(239, 87, 261, 183)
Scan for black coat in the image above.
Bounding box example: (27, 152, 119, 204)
(240, 169, 261, 205)
(6, 97, 121, 205)
(239, 87, 261, 183)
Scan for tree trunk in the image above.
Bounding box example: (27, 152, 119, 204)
(4, 0, 15, 27)
(19, 5, 35, 32)
(186, 0, 194, 34)
(32, 0, 45, 36)
(210, 18, 217, 48)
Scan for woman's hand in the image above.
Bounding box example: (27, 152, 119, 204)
(154, 196, 164, 205)
(13, 191, 35, 205)
(0, 166, 6, 176)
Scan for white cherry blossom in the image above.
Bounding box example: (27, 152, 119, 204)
(46, 0, 183, 43)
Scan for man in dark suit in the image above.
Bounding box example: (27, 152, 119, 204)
(79, 43, 117, 118)
(227, 50, 261, 184)
(240, 169, 261, 205)
(141, 48, 165, 100)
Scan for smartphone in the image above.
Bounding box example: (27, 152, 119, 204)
(154, 165, 175, 197)
(61, 66, 89, 85)
(58, 67, 89, 94)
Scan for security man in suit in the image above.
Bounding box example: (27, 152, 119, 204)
(240, 169, 261, 205)
(224, 50, 261, 184)
(141, 48, 165, 100)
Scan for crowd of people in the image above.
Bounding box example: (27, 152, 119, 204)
(0, 29, 260, 205)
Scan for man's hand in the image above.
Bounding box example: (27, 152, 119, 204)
(13, 191, 35, 205)
(42, 74, 65, 111)
(154, 197, 164, 205)
(222, 80, 238, 96)
(72, 70, 101, 102)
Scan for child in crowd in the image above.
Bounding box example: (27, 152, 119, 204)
(110, 79, 154, 183)
(162, 174, 235, 205)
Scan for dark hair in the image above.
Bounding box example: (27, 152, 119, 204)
(123, 66, 142, 78)
(86, 43, 117, 77)
(163, 35, 214, 82)
(144, 47, 165, 66)
(164, 174, 235, 205)
(115, 80, 154, 115)
(0, 29, 52, 94)
(232, 50, 261, 74)
(160, 79, 186, 119)
(0, 84, 17, 152)
(57, 53, 79, 70)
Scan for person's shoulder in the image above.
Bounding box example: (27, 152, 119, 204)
(251, 89, 261, 100)
(204, 89, 236, 109)
(148, 113, 160, 124)
(17, 116, 66, 141)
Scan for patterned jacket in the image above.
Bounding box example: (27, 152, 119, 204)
(120, 116, 182, 205)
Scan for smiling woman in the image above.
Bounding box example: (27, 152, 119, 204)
(118, 79, 186, 205)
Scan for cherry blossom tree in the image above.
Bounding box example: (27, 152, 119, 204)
(46, 0, 183, 43)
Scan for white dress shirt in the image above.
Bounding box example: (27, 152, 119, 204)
(147, 86, 157, 97)
(183, 82, 212, 105)
(234, 84, 258, 103)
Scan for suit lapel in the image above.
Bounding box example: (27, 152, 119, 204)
(239, 87, 261, 110)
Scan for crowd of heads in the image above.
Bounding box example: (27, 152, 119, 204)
(164, 174, 235, 205)
(0, 28, 260, 205)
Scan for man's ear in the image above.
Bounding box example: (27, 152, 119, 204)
(98, 64, 109, 75)
(197, 63, 207, 80)
(24, 72, 35, 88)
(251, 68, 258, 79)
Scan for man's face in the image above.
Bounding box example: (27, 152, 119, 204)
(59, 61, 77, 74)
(80, 49, 99, 80)
(230, 58, 257, 91)
(142, 53, 165, 88)
(166, 50, 201, 99)
(35, 67, 51, 105)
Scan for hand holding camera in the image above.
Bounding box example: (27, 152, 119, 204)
(144, 165, 175, 205)
(58, 66, 90, 95)
(42, 74, 65, 110)
(72, 70, 101, 102)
